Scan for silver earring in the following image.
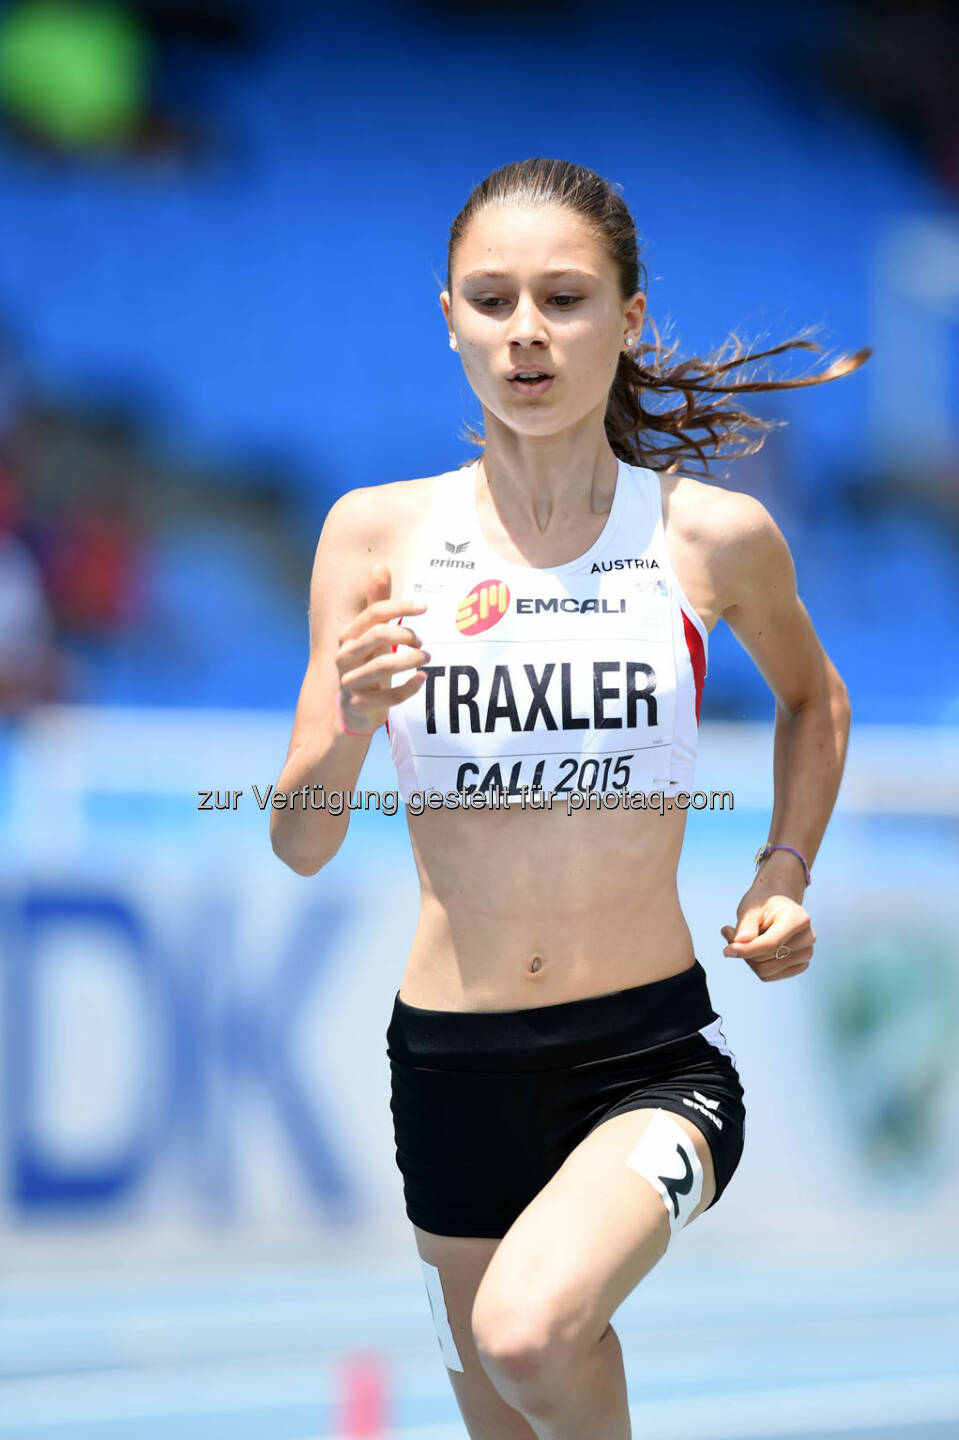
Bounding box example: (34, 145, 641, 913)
(449, 336, 458, 350)
(625, 336, 635, 347)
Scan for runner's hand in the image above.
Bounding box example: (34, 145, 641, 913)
(334, 562, 429, 734)
(720, 889, 816, 981)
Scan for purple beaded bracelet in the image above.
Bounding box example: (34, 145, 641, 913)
(754, 843, 812, 886)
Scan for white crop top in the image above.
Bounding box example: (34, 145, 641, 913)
(384, 458, 708, 806)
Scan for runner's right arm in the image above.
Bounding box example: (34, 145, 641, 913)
(269, 489, 427, 875)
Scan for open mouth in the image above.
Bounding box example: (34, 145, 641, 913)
(507, 373, 554, 394)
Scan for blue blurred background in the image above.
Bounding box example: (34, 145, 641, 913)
(0, 1, 956, 1437)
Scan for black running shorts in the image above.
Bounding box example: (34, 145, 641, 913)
(386, 958, 746, 1238)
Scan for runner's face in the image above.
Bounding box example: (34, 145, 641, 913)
(442, 204, 643, 434)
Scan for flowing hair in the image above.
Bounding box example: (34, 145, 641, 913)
(444, 158, 871, 475)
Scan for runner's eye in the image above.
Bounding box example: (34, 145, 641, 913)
(473, 296, 582, 310)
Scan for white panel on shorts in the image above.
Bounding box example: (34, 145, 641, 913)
(625, 1107, 704, 1235)
(419, 1256, 465, 1372)
(698, 1015, 737, 1066)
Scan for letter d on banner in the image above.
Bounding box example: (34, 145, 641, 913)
(6, 891, 160, 1211)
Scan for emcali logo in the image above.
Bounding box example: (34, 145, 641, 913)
(456, 579, 510, 636)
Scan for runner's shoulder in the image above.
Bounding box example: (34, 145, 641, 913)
(665, 472, 796, 619)
(662, 471, 775, 550)
(320, 472, 439, 558)
(322, 472, 437, 544)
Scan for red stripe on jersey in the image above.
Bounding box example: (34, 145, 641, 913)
(682, 610, 706, 725)
(385, 613, 404, 739)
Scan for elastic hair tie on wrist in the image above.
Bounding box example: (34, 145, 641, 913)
(754, 843, 812, 886)
(335, 688, 374, 738)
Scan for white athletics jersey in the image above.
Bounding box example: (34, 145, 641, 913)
(385, 457, 708, 806)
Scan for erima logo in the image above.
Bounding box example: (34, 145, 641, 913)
(659, 1144, 695, 1219)
(445, 539, 470, 554)
(590, 557, 660, 574)
(431, 554, 475, 569)
(516, 597, 626, 615)
(683, 1091, 723, 1130)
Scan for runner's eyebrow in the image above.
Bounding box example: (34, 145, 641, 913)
(460, 268, 599, 283)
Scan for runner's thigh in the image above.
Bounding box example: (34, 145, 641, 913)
(414, 1224, 538, 1439)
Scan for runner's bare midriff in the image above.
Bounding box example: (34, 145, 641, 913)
(397, 800, 697, 1011)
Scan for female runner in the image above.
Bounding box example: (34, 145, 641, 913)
(271, 158, 862, 1439)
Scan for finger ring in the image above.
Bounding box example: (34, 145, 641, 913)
(775, 944, 791, 960)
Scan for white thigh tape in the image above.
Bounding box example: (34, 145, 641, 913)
(419, 1257, 465, 1371)
(625, 1108, 704, 1236)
